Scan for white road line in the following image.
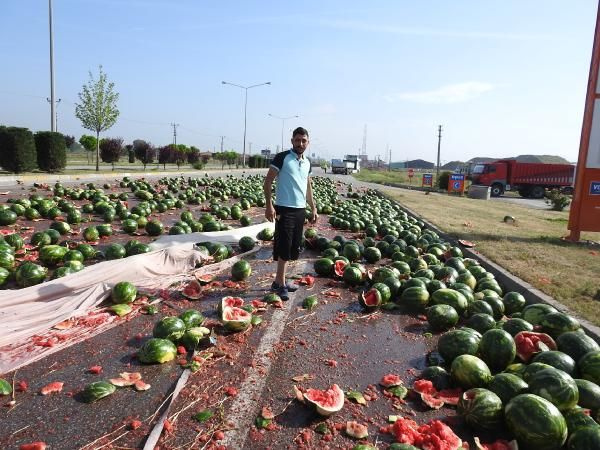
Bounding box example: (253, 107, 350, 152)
(221, 260, 310, 449)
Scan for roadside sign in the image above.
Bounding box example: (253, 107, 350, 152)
(448, 173, 465, 194)
(408, 168, 414, 178)
(422, 173, 433, 187)
(568, 3, 600, 239)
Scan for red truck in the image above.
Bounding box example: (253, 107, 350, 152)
(469, 159, 575, 198)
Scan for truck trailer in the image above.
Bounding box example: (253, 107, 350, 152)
(469, 159, 575, 198)
(331, 156, 360, 174)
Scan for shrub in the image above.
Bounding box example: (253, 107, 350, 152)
(545, 189, 571, 211)
(125, 144, 135, 163)
(63, 134, 75, 148)
(34, 131, 67, 172)
(99, 137, 123, 169)
(187, 146, 200, 164)
(437, 171, 451, 190)
(192, 161, 205, 170)
(0, 127, 38, 173)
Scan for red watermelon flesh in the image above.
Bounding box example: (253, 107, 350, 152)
(334, 260, 347, 277)
(182, 280, 202, 299)
(514, 331, 556, 362)
(222, 296, 244, 308)
(223, 307, 251, 321)
(381, 373, 403, 388)
(413, 379, 461, 408)
(392, 418, 462, 450)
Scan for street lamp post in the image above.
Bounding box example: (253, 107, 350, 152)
(222, 81, 271, 167)
(268, 113, 299, 153)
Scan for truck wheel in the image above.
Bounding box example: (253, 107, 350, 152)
(490, 183, 504, 197)
(518, 187, 532, 198)
(531, 186, 545, 199)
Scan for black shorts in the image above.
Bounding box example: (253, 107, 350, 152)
(273, 205, 305, 261)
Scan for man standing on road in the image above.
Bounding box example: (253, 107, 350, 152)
(263, 127, 318, 300)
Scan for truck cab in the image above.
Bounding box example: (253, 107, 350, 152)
(470, 162, 508, 197)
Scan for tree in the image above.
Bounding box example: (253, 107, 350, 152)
(158, 145, 172, 170)
(125, 144, 135, 163)
(99, 137, 123, 170)
(225, 151, 237, 168)
(187, 146, 200, 164)
(0, 127, 37, 173)
(133, 139, 154, 170)
(63, 134, 75, 148)
(79, 135, 97, 164)
(173, 144, 188, 169)
(74, 65, 120, 171)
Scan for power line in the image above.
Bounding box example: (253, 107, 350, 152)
(171, 122, 179, 146)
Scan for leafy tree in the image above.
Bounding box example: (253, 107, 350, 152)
(187, 146, 200, 164)
(158, 145, 172, 170)
(225, 151, 237, 168)
(201, 153, 211, 165)
(437, 171, 451, 190)
(99, 137, 123, 170)
(125, 144, 135, 163)
(79, 134, 97, 164)
(74, 65, 120, 171)
(63, 134, 75, 148)
(172, 144, 188, 169)
(0, 127, 37, 173)
(34, 131, 67, 172)
(133, 139, 154, 170)
(213, 152, 226, 169)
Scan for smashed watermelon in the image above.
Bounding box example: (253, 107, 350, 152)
(474, 437, 519, 450)
(334, 259, 347, 277)
(392, 418, 462, 450)
(181, 280, 202, 300)
(413, 379, 461, 409)
(514, 331, 556, 362)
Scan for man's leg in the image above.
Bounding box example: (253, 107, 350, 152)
(275, 258, 287, 286)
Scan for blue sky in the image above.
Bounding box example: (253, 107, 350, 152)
(1, 0, 597, 163)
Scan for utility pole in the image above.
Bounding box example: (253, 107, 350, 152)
(388, 145, 392, 172)
(171, 123, 179, 146)
(219, 136, 225, 153)
(46, 97, 61, 132)
(436, 125, 443, 182)
(48, 0, 56, 132)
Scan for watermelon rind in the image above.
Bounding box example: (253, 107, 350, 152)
(527, 367, 578, 411)
(478, 329, 516, 372)
(82, 381, 117, 403)
(303, 384, 344, 416)
(221, 306, 252, 332)
(457, 388, 504, 431)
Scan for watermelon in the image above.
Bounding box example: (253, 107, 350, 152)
(0, 210, 17, 225)
(521, 303, 558, 326)
(82, 381, 116, 403)
(426, 304, 459, 331)
(343, 266, 364, 286)
(105, 243, 126, 260)
(505, 394, 567, 450)
(83, 226, 100, 241)
(487, 372, 528, 404)
(457, 388, 503, 431)
(528, 367, 579, 411)
(420, 366, 451, 390)
(138, 338, 178, 364)
(574, 378, 600, 410)
(466, 313, 496, 334)
(179, 309, 204, 329)
(111, 281, 137, 304)
(39, 245, 69, 266)
(514, 331, 557, 362)
(363, 247, 381, 263)
(391, 418, 462, 450)
(16, 262, 47, 287)
(567, 422, 600, 449)
(430, 288, 468, 315)
(372, 282, 391, 303)
(503, 318, 534, 337)
(231, 260, 251, 281)
(334, 259, 348, 277)
(145, 219, 164, 236)
(182, 280, 202, 300)
(153, 316, 186, 341)
(343, 244, 361, 262)
(531, 350, 576, 376)
(504, 363, 528, 379)
(478, 329, 516, 372)
(221, 306, 252, 332)
(359, 288, 382, 311)
(218, 296, 244, 315)
(314, 258, 334, 276)
(540, 312, 581, 338)
(383, 276, 402, 299)
(563, 407, 598, 435)
(371, 267, 397, 284)
(438, 329, 481, 364)
(557, 331, 599, 363)
(578, 350, 600, 385)
(303, 384, 344, 417)
(238, 236, 255, 252)
(467, 300, 494, 318)
(451, 354, 492, 389)
(400, 286, 430, 310)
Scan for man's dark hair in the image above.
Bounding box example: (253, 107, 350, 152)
(292, 127, 309, 138)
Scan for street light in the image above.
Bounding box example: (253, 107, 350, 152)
(222, 81, 271, 167)
(268, 113, 299, 153)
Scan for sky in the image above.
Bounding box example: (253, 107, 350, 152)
(0, 0, 598, 164)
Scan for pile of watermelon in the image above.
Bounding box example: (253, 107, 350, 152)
(308, 190, 600, 448)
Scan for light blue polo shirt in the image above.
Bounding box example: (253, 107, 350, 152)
(271, 149, 312, 208)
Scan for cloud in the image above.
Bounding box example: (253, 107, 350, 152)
(385, 82, 495, 104)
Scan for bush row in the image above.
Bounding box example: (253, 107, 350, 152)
(0, 126, 66, 173)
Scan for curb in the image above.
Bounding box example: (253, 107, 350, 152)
(377, 190, 600, 343)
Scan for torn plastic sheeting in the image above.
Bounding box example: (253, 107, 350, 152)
(149, 221, 274, 250)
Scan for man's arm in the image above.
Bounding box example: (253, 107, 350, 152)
(263, 167, 278, 222)
(306, 176, 318, 223)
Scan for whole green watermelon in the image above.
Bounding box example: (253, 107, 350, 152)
(557, 331, 599, 363)
(451, 354, 492, 389)
(478, 329, 516, 372)
(457, 388, 503, 431)
(567, 423, 600, 449)
(531, 350, 576, 376)
(487, 372, 528, 404)
(39, 245, 69, 266)
(16, 262, 48, 288)
(578, 350, 600, 385)
(112, 281, 137, 304)
(528, 367, 579, 412)
(153, 316, 186, 341)
(437, 329, 480, 364)
(231, 260, 251, 281)
(505, 394, 567, 450)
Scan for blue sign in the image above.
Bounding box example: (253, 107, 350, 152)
(422, 173, 433, 187)
(591, 181, 600, 195)
(450, 174, 465, 181)
(453, 181, 461, 189)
